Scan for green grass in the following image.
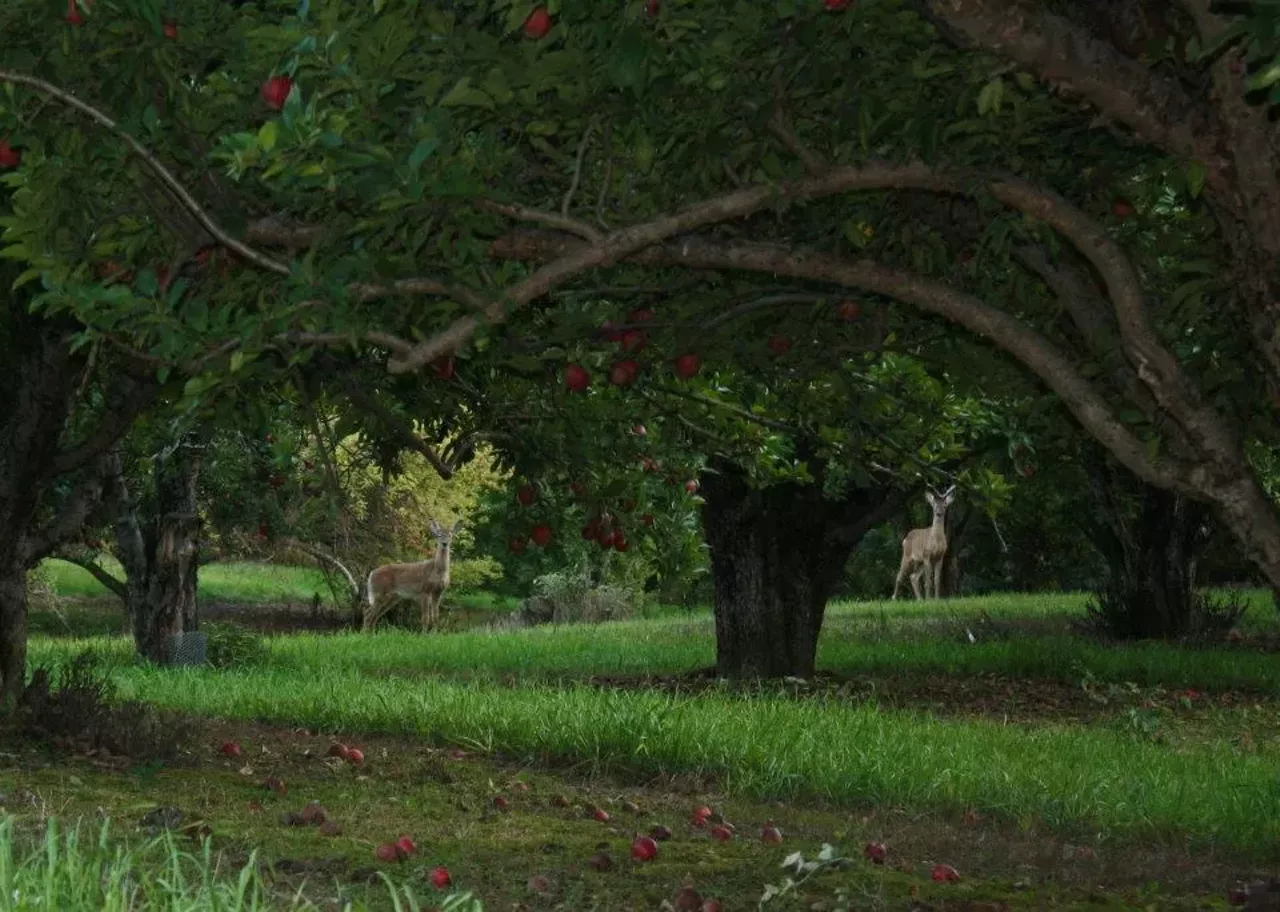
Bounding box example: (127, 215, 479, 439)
(39, 559, 336, 605)
(91, 661, 1280, 859)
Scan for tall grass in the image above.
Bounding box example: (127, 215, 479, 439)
(0, 816, 479, 911)
(107, 663, 1280, 859)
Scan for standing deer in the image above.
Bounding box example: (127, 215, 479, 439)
(892, 486, 956, 601)
(363, 518, 461, 633)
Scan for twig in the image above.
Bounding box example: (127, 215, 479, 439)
(562, 121, 596, 218)
(702, 292, 832, 331)
(338, 377, 455, 481)
(650, 384, 798, 433)
(595, 123, 614, 231)
(0, 70, 290, 276)
(475, 199, 601, 243)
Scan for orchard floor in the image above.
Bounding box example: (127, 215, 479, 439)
(0, 717, 1265, 912)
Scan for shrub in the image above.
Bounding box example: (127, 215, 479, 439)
(203, 623, 269, 669)
(16, 652, 191, 762)
(518, 568, 641, 626)
(450, 556, 504, 592)
(1080, 584, 1247, 640)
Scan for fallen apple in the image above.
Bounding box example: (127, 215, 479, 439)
(374, 842, 400, 862)
(863, 841, 887, 864)
(493, 795, 510, 811)
(761, 821, 783, 845)
(395, 834, 416, 855)
(673, 886, 703, 911)
(710, 824, 733, 842)
(327, 742, 350, 760)
(430, 865, 452, 888)
(630, 835, 659, 861)
(931, 863, 961, 883)
(220, 741, 243, 758)
(345, 748, 365, 765)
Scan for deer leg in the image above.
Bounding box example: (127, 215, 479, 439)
(362, 597, 379, 633)
(910, 567, 924, 600)
(419, 594, 432, 633)
(892, 558, 912, 601)
(931, 560, 944, 600)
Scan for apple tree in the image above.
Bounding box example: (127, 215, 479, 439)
(1, 0, 1278, 692)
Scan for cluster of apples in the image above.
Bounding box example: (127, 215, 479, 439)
(564, 308, 703, 393)
(509, 484, 555, 553)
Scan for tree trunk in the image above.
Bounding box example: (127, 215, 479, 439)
(698, 457, 900, 679)
(0, 321, 79, 705)
(115, 433, 204, 665)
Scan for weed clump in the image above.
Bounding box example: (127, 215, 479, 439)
(15, 652, 191, 762)
(517, 569, 641, 627)
(204, 622, 269, 669)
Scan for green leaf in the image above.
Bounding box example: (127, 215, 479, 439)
(976, 78, 1004, 116)
(1184, 159, 1208, 198)
(11, 267, 41, 290)
(230, 351, 245, 373)
(439, 78, 495, 109)
(408, 137, 439, 171)
(258, 120, 279, 152)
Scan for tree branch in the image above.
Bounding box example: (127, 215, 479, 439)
(336, 376, 455, 480)
(50, 550, 127, 602)
(489, 228, 1198, 493)
(51, 376, 158, 477)
(476, 199, 602, 243)
(0, 71, 291, 276)
(20, 462, 113, 566)
(916, 1, 1230, 194)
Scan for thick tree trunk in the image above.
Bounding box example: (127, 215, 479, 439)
(699, 457, 899, 679)
(115, 433, 203, 665)
(0, 563, 28, 709)
(0, 322, 79, 705)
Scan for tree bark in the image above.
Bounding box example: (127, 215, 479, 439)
(114, 433, 204, 665)
(698, 457, 901, 679)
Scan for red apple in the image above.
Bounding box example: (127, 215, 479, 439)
(430, 866, 452, 888)
(692, 805, 713, 826)
(220, 741, 243, 758)
(162, 20, 178, 39)
(327, 742, 350, 760)
(531, 524, 553, 547)
(767, 334, 792, 355)
(613, 536, 630, 553)
(642, 457, 660, 473)
(66, 0, 85, 25)
(710, 824, 733, 842)
(1111, 198, 1135, 219)
(565, 363, 591, 391)
(300, 802, 327, 825)
(493, 795, 510, 811)
(825, 0, 851, 8)
(674, 353, 702, 379)
(593, 807, 611, 822)
(631, 835, 659, 861)
(633, 424, 647, 436)
(395, 835, 416, 856)
(864, 841, 887, 864)
(375, 842, 401, 862)
(0, 141, 21, 169)
(620, 329, 647, 352)
(510, 535, 528, 554)
(517, 484, 537, 506)
(345, 747, 365, 764)
(837, 299, 862, 321)
(523, 6, 552, 39)
(684, 479, 699, 494)
(761, 821, 783, 845)
(260, 75, 294, 111)
(431, 355, 456, 379)
(610, 359, 640, 386)
(931, 863, 961, 883)
(702, 902, 724, 912)
(642, 513, 655, 527)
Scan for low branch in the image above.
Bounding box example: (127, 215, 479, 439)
(51, 551, 127, 602)
(337, 377, 455, 480)
(0, 71, 290, 276)
(20, 465, 111, 566)
(51, 377, 158, 477)
(276, 538, 361, 601)
(489, 229, 1198, 494)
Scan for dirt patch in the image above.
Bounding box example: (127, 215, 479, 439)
(0, 718, 1265, 911)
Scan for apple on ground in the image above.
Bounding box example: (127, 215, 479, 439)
(493, 795, 510, 811)
(374, 842, 401, 862)
(761, 821, 783, 844)
(345, 747, 364, 765)
(220, 741, 243, 758)
(327, 742, 350, 760)
(630, 835, 659, 861)
(673, 886, 703, 910)
(710, 824, 733, 841)
(430, 866, 452, 888)
(864, 841, 887, 864)
(931, 863, 961, 882)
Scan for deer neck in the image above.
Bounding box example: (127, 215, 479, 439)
(929, 511, 947, 542)
(433, 542, 451, 570)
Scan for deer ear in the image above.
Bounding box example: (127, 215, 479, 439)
(429, 519, 442, 535)
(452, 519, 463, 532)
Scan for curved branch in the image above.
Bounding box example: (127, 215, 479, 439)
(50, 552, 127, 602)
(916, 1, 1229, 193)
(0, 70, 291, 276)
(488, 228, 1197, 494)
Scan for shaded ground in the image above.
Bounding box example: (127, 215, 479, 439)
(0, 718, 1265, 911)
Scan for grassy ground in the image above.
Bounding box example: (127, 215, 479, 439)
(7, 563, 1279, 909)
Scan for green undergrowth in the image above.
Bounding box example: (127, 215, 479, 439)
(88, 663, 1280, 860)
(0, 815, 445, 911)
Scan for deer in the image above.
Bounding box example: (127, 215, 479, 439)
(892, 485, 956, 601)
(363, 518, 461, 633)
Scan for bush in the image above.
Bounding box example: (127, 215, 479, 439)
(1080, 585, 1247, 640)
(518, 568, 641, 626)
(16, 652, 191, 762)
(450, 556, 505, 593)
(204, 623, 269, 669)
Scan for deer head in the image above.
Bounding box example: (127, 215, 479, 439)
(428, 518, 463, 552)
(924, 485, 956, 521)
